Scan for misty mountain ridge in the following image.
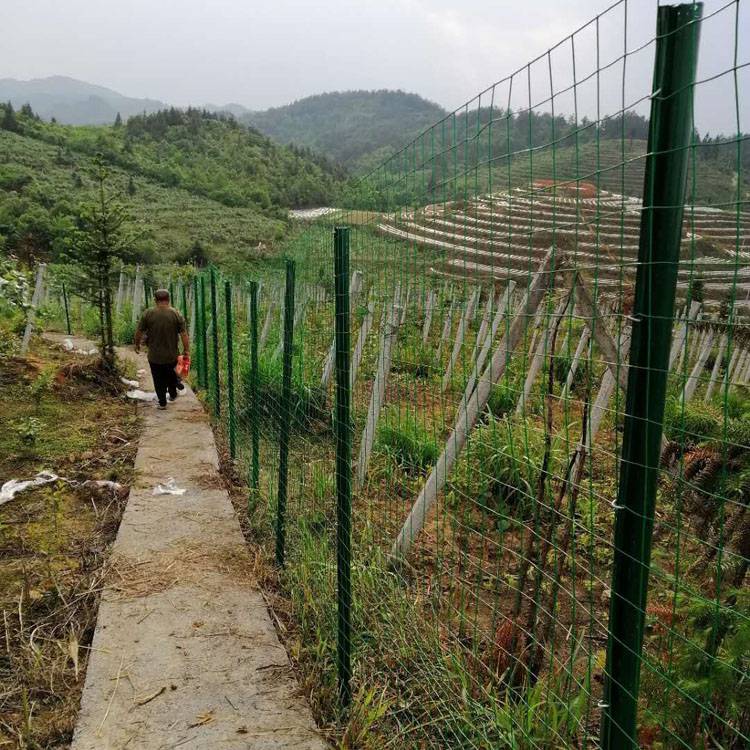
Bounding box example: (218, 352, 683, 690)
(0, 77, 447, 172)
(0, 75, 168, 124)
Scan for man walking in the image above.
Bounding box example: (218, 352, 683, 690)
(134, 289, 189, 409)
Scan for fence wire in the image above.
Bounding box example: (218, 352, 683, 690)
(37, 1, 749, 748)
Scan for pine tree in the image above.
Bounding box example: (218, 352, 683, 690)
(114, 111, 122, 128)
(1, 102, 19, 133)
(127, 175, 136, 196)
(66, 154, 134, 367)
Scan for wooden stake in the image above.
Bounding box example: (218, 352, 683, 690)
(464, 282, 516, 398)
(131, 265, 142, 325)
(20, 264, 46, 354)
(515, 296, 570, 415)
(356, 302, 401, 488)
(669, 300, 701, 370)
(259, 301, 274, 351)
(436, 298, 457, 361)
(391, 250, 554, 560)
(703, 333, 729, 404)
(321, 270, 363, 390)
(421, 289, 436, 343)
(114, 270, 125, 316)
(681, 328, 715, 403)
(441, 286, 479, 392)
(350, 300, 376, 391)
(560, 325, 591, 400)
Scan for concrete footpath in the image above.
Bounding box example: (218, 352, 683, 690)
(55, 337, 325, 749)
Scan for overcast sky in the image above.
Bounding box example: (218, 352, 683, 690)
(2, 0, 746, 133)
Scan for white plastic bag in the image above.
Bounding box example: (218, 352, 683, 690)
(126, 389, 157, 402)
(0, 471, 59, 505)
(152, 477, 186, 496)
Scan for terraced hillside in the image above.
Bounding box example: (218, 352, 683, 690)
(378, 182, 750, 308)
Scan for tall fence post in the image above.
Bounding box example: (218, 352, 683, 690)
(275, 259, 296, 567)
(249, 280, 260, 495)
(181, 283, 188, 323)
(62, 281, 72, 336)
(333, 227, 353, 709)
(198, 276, 208, 390)
(224, 280, 236, 460)
(209, 267, 221, 418)
(601, 5, 702, 749)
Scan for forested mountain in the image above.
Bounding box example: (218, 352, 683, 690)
(245, 90, 447, 173)
(1, 104, 342, 209)
(0, 76, 167, 125)
(0, 104, 343, 268)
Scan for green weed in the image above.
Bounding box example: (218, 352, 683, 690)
(376, 409, 438, 475)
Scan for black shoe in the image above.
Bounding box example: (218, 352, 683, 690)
(176, 381, 185, 391)
(157, 402, 167, 410)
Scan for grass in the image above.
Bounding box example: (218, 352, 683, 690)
(0, 338, 140, 747)
(376, 408, 439, 475)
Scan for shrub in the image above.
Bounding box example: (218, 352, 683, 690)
(0, 305, 25, 357)
(239, 352, 326, 430)
(664, 398, 723, 444)
(376, 409, 438, 474)
(114, 316, 137, 346)
(717, 389, 750, 421)
(81, 306, 101, 340)
(486, 380, 517, 418)
(448, 416, 555, 523)
(393, 340, 435, 379)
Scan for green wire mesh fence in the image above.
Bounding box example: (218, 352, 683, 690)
(34, 1, 749, 747)
(212, 2, 748, 747)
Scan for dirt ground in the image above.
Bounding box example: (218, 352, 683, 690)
(0, 338, 141, 748)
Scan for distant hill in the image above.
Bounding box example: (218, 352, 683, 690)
(0, 76, 167, 125)
(245, 90, 448, 173)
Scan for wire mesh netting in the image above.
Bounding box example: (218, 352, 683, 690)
(34, 1, 749, 748)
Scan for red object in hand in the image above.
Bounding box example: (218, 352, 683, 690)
(175, 355, 191, 378)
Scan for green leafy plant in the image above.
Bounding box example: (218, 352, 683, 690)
(641, 590, 750, 748)
(239, 352, 326, 431)
(448, 416, 555, 523)
(664, 397, 723, 444)
(376, 409, 438, 474)
(14, 416, 43, 445)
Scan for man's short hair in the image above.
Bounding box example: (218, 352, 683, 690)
(154, 289, 170, 302)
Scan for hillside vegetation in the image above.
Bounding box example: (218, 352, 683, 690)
(345, 107, 749, 209)
(245, 90, 447, 173)
(0, 104, 343, 267)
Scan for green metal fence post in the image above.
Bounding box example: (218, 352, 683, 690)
(275, 259, 295, 567)
(195, 277, 202, 388)
(181, 283, 188, 322)
(224, 280, 236, 460)
(601, 5, 703, 749)
(199, 275, 208, 390)
(209, 267, 221, 418)
(333, 227, 353, 709)
(62, 282, 72, 336)
(249, 280, 260, 496)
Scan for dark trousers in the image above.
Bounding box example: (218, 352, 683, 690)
(149, 360, 178, 406)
